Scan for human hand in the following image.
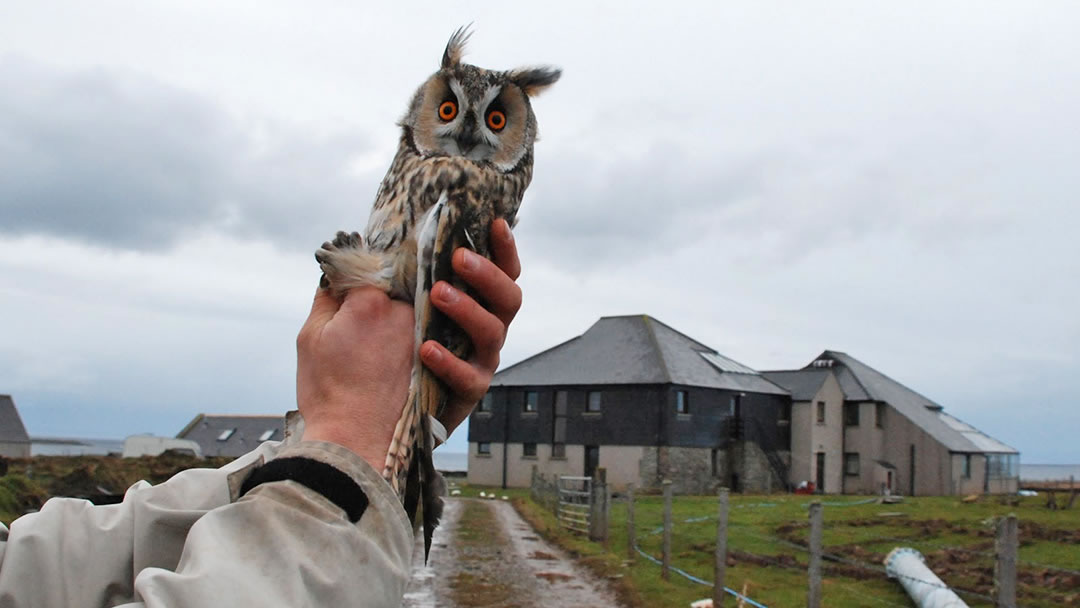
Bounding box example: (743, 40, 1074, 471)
(296, 287, 414, 471)
(420, 218, 522, 438)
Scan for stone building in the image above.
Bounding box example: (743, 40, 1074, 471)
(467, 315, 791, 493)
(0, 394, 31, 458)
(763, 351, 1019, 495)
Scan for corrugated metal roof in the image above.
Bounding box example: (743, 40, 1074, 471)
(492, 315, 789, 395)
(0, 395, 31, 444)
(177, 414, 285, 458)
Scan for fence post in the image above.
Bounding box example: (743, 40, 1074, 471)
(713, 487, 730, 607)
(807, 501, 823, 608)
(604, 481, 612, 547)
(662, 479, 673, 581)
(1068, 475, 1077, 509)
(590, 468, 607, 542)
(626, 484, 636, 562)
(995, 513, 1018, 608)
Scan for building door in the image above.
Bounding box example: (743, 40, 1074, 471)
(585, 445, 599, 479)
(815, 452, 825, 493)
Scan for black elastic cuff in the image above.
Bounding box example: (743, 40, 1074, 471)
(239, 457, 369, 523)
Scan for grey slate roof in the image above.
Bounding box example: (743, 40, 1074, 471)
(177, 414, 285, 458)
(0, 395, 31, 444)
(760, 369, 830, 401)
(808, 351, 1016, 454)
(491, 315, 789, 395)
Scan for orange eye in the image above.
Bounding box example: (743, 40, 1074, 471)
(438, 101, 457, 121)
(486, 110, 506, 131)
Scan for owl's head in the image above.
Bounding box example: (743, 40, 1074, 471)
(400, 27, 560, 172)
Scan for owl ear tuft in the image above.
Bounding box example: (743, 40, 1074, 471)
(509, 67, 562, 97)
(442, 25, 472, 69)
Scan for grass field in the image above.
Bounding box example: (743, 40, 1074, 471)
(506, 489, 1080, 607)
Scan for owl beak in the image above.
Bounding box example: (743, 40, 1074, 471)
(455, 114, 482, 154)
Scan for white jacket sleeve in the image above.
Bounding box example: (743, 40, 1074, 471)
(0, 440, 413, 608)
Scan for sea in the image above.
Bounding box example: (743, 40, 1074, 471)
(30, 437, 125, 456)
(1020, 464, 1080, 481)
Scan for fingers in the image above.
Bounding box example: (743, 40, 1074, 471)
(490, 218, 521, 281)
(420, 340, 487, 434)
(430, 282, 503, 370)
(452, 248, 522, 329)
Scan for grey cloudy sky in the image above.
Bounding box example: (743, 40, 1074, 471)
(1, 2, 1077, 462)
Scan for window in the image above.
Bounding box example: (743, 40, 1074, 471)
(875, 403, 886, 428)
(816, 401, 826, 424)
(962, 454, 972, 479)
(523, 442, 537, 458)
(779, 403, 791, 424)
(552, 391, 567, 454)
(217, 428, 235, 441)
(523, 391, 538, 413)
(728, 396, 738, 416)
(844, 453, 860, 476)
(478, 392, 493, 413)
(844, 403, 860, 427)
(477, 442, 491, 455)
(711, 447, 720, 477)
(586, 391, 602, 413)
(676, 390, 689, 414)
(258, 429, 276, 442)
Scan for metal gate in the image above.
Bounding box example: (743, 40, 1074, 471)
(557, 475, 592, 534)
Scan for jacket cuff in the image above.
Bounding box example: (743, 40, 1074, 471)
(248, 441, 409, 531)
(239, 457, 369, 522)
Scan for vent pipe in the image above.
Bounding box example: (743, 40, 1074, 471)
(884, 548, 968, 608)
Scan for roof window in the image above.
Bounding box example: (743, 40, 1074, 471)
(217, 428, 236, 441)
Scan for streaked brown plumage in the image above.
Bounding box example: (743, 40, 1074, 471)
(315, 27, 559, 558)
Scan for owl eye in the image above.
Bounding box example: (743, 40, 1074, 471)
(438, 100, 458, 121)
(486, 109, 507, 131)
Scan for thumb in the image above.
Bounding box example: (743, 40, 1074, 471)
(307, 286, 341, 330)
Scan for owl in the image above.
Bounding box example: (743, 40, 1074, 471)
(315, 27, 559, 557)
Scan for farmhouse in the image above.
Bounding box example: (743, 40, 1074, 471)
(0, 394, 31, 458)
(468, 316, 1019, 496)
(467, 315, 792, 493)
(177, 413, 285, 458)
(763, 351, 1019, 496)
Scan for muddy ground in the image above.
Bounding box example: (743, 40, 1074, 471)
(404, 498, 618, 608)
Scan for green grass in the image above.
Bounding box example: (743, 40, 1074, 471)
(507, 491, 1080, 607)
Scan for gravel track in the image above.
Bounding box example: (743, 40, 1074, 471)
(404, 497, 618, 607)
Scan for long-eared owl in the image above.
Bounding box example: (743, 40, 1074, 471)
(315, 27, 559, 556)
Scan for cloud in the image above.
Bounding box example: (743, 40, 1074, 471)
(0, 57, 383, 252)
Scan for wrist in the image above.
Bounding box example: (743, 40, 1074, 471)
(301, 419, 390, 474)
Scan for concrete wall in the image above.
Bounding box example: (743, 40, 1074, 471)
(468, 442, 593, 489)
(468, 441, 505, 486)
(950, 452, 987, 495)
(790, 373, 844, 493)
(843, 401, 886, 494)
(598, 445, 647, 491)
(0, 441, 30, 459)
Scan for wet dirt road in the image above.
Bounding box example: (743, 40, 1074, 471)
(403, 498, 619, 608)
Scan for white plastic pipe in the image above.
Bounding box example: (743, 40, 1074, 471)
(884, 548, 969, 608)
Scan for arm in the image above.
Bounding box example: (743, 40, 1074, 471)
(0, 220, 521, 607)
